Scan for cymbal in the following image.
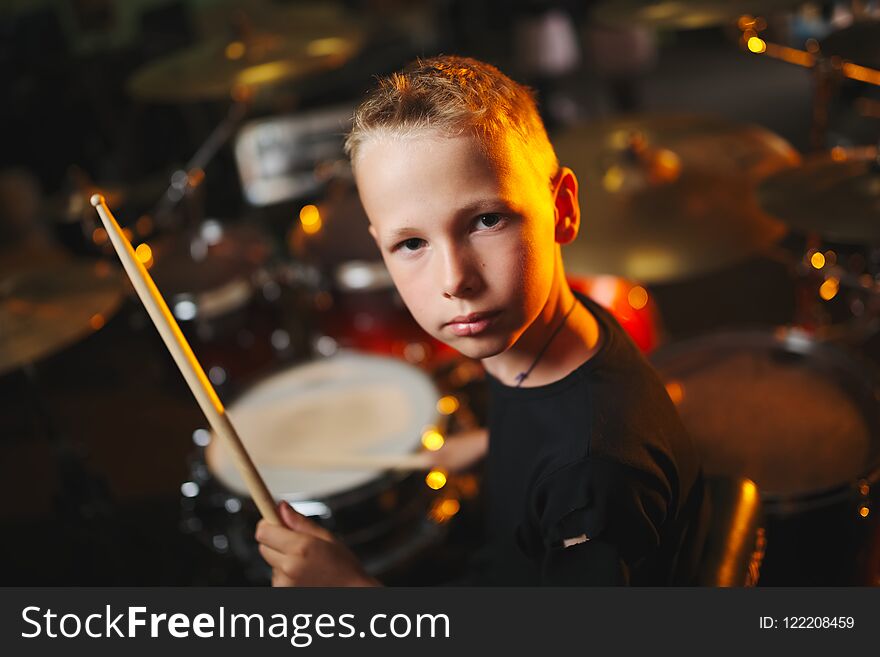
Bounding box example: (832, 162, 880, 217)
(819, 21, 880, 70)
(592, 1, 805, 30)
(555, 114, 800, 283)
(0, 252, 124, 375)
(128, 16, 365, 102)
(758, 146, 880, 244)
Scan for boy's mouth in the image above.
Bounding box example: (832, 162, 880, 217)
(444, 310, 501, 337)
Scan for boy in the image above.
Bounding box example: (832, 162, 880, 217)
(255, 55, 708, 586)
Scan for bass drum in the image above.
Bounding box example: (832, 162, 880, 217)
(651, 329, 880, 585)
(181, 352, 461, 584)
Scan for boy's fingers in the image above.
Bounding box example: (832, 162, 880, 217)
(279, 501, 334, 542)
(272, 570, 296, 587)
(257, 542, 287, 568)
(258, 544, 303, 586)
(255, 520, 308, 554)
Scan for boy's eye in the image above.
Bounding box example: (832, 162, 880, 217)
(475, 214, 502, 229)
(396, 237, 426, 252)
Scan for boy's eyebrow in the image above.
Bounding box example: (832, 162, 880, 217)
(453, 198, 513, 217)
(385, 226, 420, 241)
(381, 198, 516, 242)
(384, 199, 513, 236)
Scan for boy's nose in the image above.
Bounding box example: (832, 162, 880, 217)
(440, 247, 482, 299)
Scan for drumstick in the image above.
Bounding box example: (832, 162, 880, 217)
(90, 194, 280, 525)
(265, 451, 436, 471)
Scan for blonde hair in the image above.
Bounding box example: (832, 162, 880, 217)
(345, 55, 559, 184)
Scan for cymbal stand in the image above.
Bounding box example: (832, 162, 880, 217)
(150, 99, 251, 230)
(737, 18, 880, 150)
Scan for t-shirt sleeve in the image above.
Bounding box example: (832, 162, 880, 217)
(515, 456, 670, 585)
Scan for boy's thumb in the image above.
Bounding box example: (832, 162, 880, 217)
(278, 501, 334, 541)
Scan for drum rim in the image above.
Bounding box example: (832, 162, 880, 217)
(651, 327, 880, 506)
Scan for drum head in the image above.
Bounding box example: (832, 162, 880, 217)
(652, 330, 880, 499)
(206, 352, 439, 500)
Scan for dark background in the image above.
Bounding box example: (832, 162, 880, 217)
(1, 0, 878, 585)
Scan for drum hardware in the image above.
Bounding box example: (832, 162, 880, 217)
(554, 114, 800, 284)
(49, 168, 168, 258)
(591, 5, 880, 151)
(150, 100, 251, 232)
(234, 104, 356, 207)
(652, 328, 880, 584)
(49, 96, 246, 258)
(144, 218, 311, 384)
(757, 145, 880, 333)
(735, 18, 880, 148)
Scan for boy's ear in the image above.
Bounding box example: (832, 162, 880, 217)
(552, 166, 580, 246)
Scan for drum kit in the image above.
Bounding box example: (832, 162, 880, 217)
(3, 0, 880, 585)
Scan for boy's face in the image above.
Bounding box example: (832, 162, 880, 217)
(354, 131, 569, 361)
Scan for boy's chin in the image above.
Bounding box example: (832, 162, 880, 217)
(442, 335, 510, 361)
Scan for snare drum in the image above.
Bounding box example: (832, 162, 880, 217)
(181, 352, 454, 583)
(652, 329, 880, 585)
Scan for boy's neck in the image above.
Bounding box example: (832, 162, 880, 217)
(481, 259, 602, 388)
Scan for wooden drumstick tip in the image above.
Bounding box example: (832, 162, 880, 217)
(90, 194, 105, 207)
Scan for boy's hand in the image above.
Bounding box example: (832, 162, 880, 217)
(256, 501, 380, 587)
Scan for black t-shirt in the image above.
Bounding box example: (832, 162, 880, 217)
(473, 292, 709, 585)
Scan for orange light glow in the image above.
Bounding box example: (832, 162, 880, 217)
(830, 146, 847, 162)
(92, 227, 108, 245)
(299, 204, 322, 235)
(225, 41, 245, 60)
(135, 243, 154, 269)
(441, 498, 460, 515)
(860, 506, 870, 518)
(843, 62, 880, 87)
(820, 278, 840, 301)
(627, 285, 649, 310)
(602, 166, 625, 193)
(651, 149, 681, 183)
(89, 314, 105, 330)
(436, 395, 460, 415)
(429, 497, 461, 524)
(425, 469, 447, 490)
(810, 252, 826, 269)
(737, 15, 755, 30)
(747, 36, 767, 54)
(135, 243, 152, 263)
(665, 381, 684, 405)
(122, 227, 133, 242)
(306, 37, 350, 58)
(763, 42, 815, 68)
(421, 428, 445, 452)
